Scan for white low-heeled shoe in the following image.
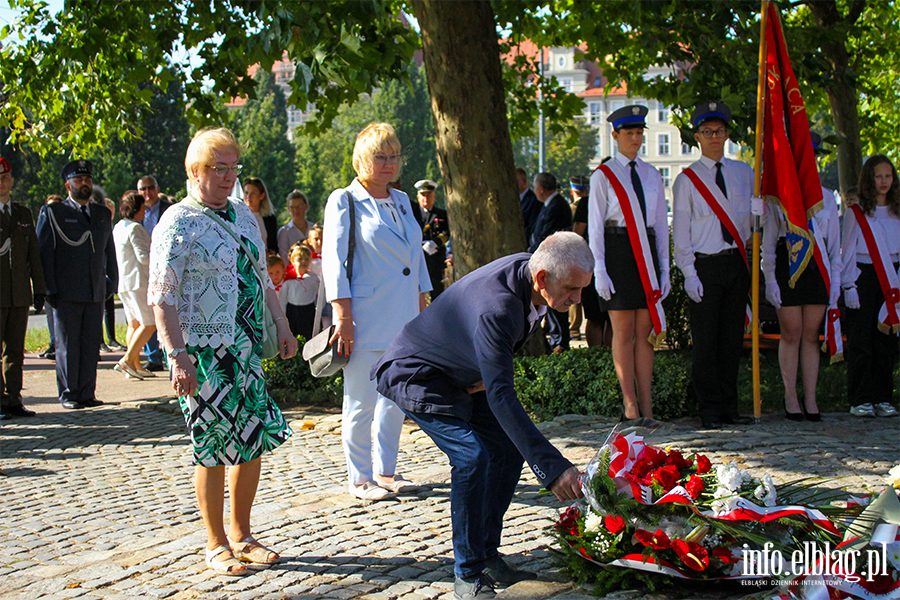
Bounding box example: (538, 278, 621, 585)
(349, 481, 394, 501)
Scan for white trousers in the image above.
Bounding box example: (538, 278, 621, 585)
(341, 350, 405, 485)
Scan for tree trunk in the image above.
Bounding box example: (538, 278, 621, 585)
(807, 0, 865, 194)
(411, 0, 527, 279)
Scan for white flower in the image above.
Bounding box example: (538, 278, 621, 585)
(886, 541, 900, 571)
(753, 474, 778, 507)
(886, 465, 900, 490)
(584, 512, 604, 534)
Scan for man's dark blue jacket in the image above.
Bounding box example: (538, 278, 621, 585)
(372, 253, 573, 489)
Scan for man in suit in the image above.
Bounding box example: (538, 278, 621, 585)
(0, 158, 45, 419)
(529, 172, 574, 352)
(37, 160, 118, 409)
(137, 175, 171, 372)
(414, 179, 451, 299)
(373, 232, 589, 600)
(516, 168, 541, 244)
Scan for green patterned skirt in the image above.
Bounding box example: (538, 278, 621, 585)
(179, 238, 292, 467)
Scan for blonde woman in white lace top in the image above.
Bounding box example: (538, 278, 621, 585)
(148, 127, 297, 577)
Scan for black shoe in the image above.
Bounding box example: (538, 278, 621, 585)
(720, 415, 753, 425)
(144, 362, 166, 372)
(700, 417, 722, 429)
(43, 350, 55, 360)
(0, 411, 11, 420)
(81, 399, 104, 408)
(483, 555, 536, 585)
(454, 574, 495, 600)
(6, 405, 36, 418)
(61, 399, 83, 410)
(805, 411, 821, 422)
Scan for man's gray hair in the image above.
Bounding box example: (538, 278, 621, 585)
(137, 175, 158, 188)
(528, 231, 594, 282)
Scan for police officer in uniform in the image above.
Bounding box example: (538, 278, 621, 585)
(672, 102, 756, 429)
(0, 158, 45, 419)
(37, 160, 118, 409)
(414, 179, 451, 300)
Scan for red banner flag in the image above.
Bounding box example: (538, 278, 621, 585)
(760, 2, 823, 286)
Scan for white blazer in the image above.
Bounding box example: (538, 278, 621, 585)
(322, 178, 432, 352)
(113, 218, 151, 293)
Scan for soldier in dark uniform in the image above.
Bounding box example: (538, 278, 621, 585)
(414, 179, 451, 300)
(0, 158, 45, 419)
(37, 160, 118, 410)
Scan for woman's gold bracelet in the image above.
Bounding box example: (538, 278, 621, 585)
(275, 316, 287, 322)
(337, 316, 352, 321)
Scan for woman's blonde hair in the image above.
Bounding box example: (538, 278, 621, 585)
(184, 127, 242, 182)
(289, 242, 313, 264)
(243, 176, 274, 216)
(352, 122, 402, 181)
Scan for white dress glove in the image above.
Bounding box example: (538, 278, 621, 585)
(843, 287, 860, 309)
(750, 196, 766, 217)
(765, 281, 782, 309)
(596, 270, 616, 301)
(828, 282, 840, 307)
(684, 276, 703, 303)
(422, 240, 438, 255)
(659, 273, 671, 302)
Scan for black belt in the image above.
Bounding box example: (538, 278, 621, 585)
(605, 226, 655, 237)
(696, 248, 740, 258)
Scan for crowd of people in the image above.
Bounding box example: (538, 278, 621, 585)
(0, 109, 897, 598)
(515, 101, 898, 429)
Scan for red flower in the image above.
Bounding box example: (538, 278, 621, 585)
(686, 475, 705, 499)
(642, 445, 666, 468)
(632, 458, 653, 480)
(578, 547, 592, 560)
(672, 539, 710, 571)
(634, 528, 671, 550)
(711, 547, 739, 565)
(652, 465, 680, 490)
(695, 454, 712, 474)
(557, 506, 581, 536)
(604, 515, 625, 535)
(665, 450, 692, 470)
(859, 573, 900, 595)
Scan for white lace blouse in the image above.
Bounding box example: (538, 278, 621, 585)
(148, 197, 273, 347)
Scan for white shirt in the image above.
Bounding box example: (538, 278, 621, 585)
(277, 219, 315, 263)
(762, 187, 840, 286)
(278, 272, 320, 311)
(672, 155, 754, 280)
(64, 197, 90, 216)
(587, 152, 669, 276)
(841, 204, 900, 287)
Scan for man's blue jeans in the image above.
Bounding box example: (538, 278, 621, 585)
(144, 330, 164, 367)
(400, 395, 524, 579)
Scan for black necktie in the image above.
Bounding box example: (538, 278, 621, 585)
(716, 162, 733, 245)
(81, 204, 90, 221)
(0, 204, 10, 233)
(629, 161, 647, 225)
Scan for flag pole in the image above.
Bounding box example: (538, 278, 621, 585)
(752, 0, 769, 422)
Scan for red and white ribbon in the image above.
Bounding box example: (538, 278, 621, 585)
(851, 204, 900, 335)
(599, 163, 666, 346)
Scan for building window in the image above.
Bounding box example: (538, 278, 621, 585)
(558, 55, 567, 68)
(589, 102, 603, 124)
(658, 103, 670, 123)
(681, 142, 693, 155)
(560, 77, 573, 92)
(610, 133, 617, 156)
(659, 167, 671, 188)
(728, 140, 740, 155)
(610, 99, 625, 112)
(640, 138, 648, 156)
(658, 133, 670, 156)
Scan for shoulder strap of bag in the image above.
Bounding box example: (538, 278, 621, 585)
(312, 190, 356, 337)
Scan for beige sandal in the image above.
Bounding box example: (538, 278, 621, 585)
(228, 536, 280, 564)
(205, 544, 248, 576)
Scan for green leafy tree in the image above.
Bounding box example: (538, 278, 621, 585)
(513, 118, 599, 184)
(231, 72, 297, 218)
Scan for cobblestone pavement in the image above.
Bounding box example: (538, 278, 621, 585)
(1, 354, 898, 600)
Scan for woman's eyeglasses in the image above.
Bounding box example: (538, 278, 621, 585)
(373, 154, 403, 166)
(206, 164, 243, 176)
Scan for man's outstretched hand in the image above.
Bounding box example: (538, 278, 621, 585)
(548, 466, 584, 502)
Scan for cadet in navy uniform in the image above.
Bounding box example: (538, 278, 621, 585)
(37, 160, 118, 409)
(672, 102, 755, 429)
(373, 232, 588, 600)
(414, 179, 451, 299)
(588, 105, 670, 420)
(0, 157, 45, 419)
